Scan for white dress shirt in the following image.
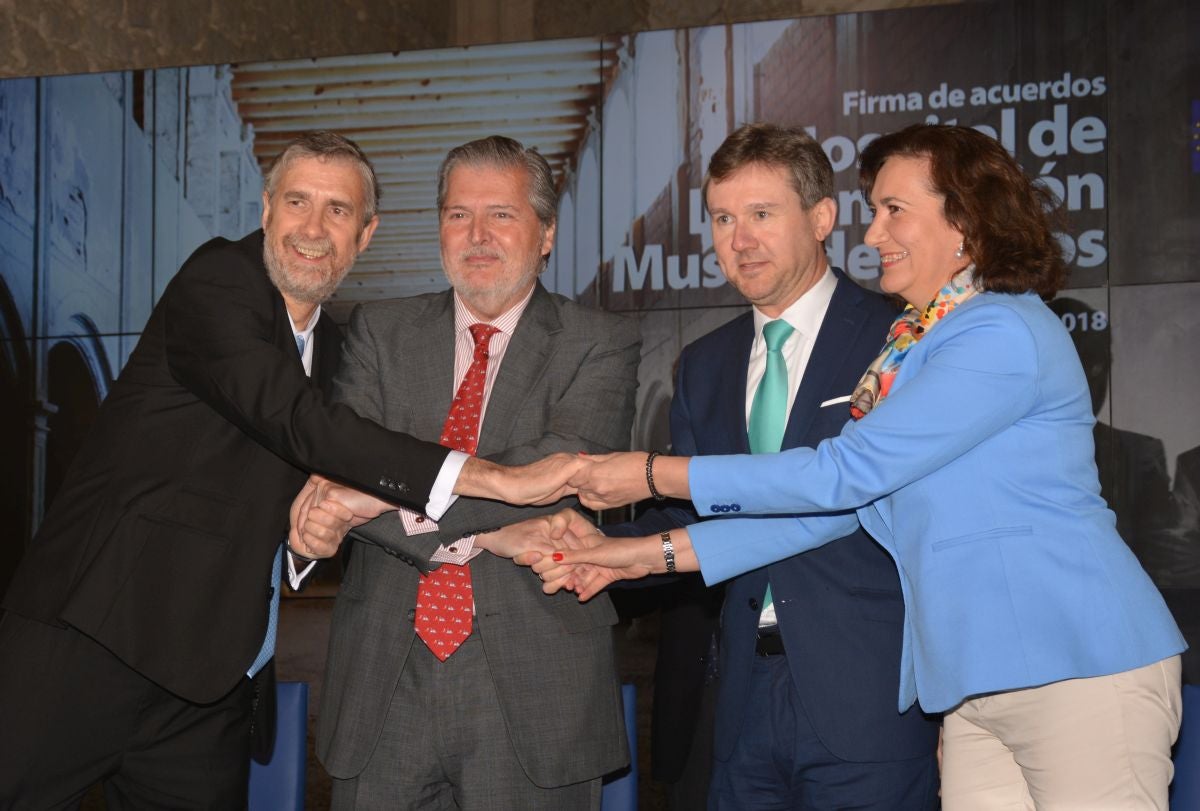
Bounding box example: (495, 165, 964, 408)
(745, 267, 836, 625)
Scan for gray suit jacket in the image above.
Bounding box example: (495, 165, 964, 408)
(317, 282, 640, 787)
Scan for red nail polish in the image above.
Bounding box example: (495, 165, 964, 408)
(552, 552, 564, 562)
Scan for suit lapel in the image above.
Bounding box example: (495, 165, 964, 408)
(709, 313, 755, 455)
(268, 292, 318, 386)
(781, 272, 872, 449)
(475, 283, 559, 457)
(311, 314, 342, 392)
(411, 292, 458, 437)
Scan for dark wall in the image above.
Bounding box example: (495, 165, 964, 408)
(0, 0, 965, 80)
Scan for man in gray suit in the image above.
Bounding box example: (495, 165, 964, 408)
(312, 136, 640, 809)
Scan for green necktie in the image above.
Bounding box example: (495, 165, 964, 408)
(748, 319, 794, 454)
(748, 319, 794, 619)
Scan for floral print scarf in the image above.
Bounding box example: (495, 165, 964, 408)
(850, 266, 979, 420)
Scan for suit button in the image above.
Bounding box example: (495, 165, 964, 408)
(398, 482, 410, 493)
(748, 598, 759, 611)
(731, 504, 741, 512)
(406, 609, 416, 620)
(379, 477, 390, 488)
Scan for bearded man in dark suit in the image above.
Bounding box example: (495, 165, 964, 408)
(0, 131, 565, 809)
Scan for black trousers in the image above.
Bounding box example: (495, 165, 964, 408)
(0, 611, 256, 810)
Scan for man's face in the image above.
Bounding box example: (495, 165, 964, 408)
(439, 163, 555, 321)
(261, 155, 378, 306)
(707, 162, 836, 317)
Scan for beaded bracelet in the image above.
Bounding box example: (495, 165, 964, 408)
(646, 451, 666, 501)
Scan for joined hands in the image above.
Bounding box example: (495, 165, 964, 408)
(288, 475, 394, 560)
(286, 449, 687, 583)
(454, 450, 688, 512)
(506, 508, 667, 601)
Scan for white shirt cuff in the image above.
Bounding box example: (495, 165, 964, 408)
(286, 548, 318, 588)
(426, 450, 468, 521)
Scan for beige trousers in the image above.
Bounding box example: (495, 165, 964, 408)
(941, 656, 1182, 810)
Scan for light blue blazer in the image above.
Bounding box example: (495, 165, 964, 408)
(688, 291, 1185, 714)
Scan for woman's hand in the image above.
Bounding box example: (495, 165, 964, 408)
(569, 452, 691, 510)
(532, 529, 688, 601)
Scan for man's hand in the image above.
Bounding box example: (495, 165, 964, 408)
(544, 507, 605, 548)
(476, 508, 601, 563)
(473, 515, 560, 561)
(288, 475, 396, 560)
(454, 453, 588, 505)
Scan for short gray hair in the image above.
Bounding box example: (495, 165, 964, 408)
(436, 136, 557, 230)
(264, 131, 380, 224)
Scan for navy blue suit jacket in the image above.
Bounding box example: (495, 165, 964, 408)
(670, 270, 938, 763)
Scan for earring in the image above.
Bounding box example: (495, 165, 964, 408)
(954, 242, 964, 260)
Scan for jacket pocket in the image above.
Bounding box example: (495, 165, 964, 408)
(151, 484, 244, 542)
(931, 525, 1032, 553)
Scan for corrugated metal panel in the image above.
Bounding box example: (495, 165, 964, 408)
(231, 38, 615, 312)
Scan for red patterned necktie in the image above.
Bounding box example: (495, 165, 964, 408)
(413, 323, 498, 661)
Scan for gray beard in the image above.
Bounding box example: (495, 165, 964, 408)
(263, 239, 345, 304)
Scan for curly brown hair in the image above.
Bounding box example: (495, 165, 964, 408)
(859, 124, 1067, 298)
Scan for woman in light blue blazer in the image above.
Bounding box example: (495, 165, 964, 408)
(541, 125, 1185, 809)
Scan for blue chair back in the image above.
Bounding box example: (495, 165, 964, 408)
(1173, 683, 1200, 810)
(601, 682, 638, 810)
(249, 680, 309, 811)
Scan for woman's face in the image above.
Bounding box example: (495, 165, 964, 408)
(865, 155, 969, 308)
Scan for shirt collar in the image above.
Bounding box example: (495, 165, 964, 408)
(452, 284, 536, 336)
(287, 305, 321, 343)
(751, 266, 836, 338)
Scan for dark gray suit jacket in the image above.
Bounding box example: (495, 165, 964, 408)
(317, 282, 640, 787)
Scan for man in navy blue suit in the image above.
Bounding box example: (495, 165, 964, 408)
(618, 123, 940, 809)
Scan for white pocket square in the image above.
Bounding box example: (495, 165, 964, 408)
(819, 395, 852, 408)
